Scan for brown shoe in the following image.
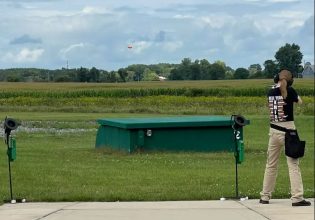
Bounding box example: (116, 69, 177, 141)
(292, 200, 311, 206)
(259, 199, 269, 204)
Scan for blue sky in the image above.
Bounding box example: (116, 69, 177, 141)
(0, 0, 313, 70)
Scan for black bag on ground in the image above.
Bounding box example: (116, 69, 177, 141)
(285, 129, 305, 159)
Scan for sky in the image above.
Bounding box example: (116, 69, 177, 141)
(0, 0, 314, 71)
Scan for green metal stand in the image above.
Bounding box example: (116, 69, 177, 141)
(5, 134, 14, 202)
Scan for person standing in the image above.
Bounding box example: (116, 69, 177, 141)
(259, 69, 311, 206)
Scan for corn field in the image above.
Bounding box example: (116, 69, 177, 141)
(0, 79, 313, 115)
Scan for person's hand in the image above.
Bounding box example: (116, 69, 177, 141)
(297, 96, 303, 104)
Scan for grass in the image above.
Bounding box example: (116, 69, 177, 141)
(0, 113, 313, 202)
(0, 79, 313, 202)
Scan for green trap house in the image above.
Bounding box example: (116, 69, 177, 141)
(95, 115, 249, 156)
(95, 115, 249, 198)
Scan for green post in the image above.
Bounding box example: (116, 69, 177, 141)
(236, 139, 244, 164)
(7, 137, 16, 162)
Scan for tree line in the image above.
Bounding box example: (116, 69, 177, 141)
(0, 43, 305, 82)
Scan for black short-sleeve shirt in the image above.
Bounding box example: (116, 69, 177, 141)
(268, 86, 299, 122)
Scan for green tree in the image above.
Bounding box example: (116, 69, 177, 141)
(199, 59, 211, 80)
(180, 58, 192, 80)
(225, 66, 234, 79)
(6, 74, 21, 82)
(77, 67, 89, 82)
(248, 64, 263, 79)
(169, 68, 182, 80)
(118, 68, 128, 82)
(126, 64, 146, 81)
(234, 68, 249, 79)
(263, 60, 278, 78)
(249, 70, 264, 79)
(248, 64, 262, 75)
(55, 75, 71, 82)
(275, 43, 303, 76)
(90, 67, 100, 82)
(225, 70, 234, 79)
(126, 71, 135, 82)
(143, 69, 159, 81)
(108, 71, 118, 82)
(98, 70, 109, 82)
(169, 58, 192, 80)
(66, 69, 79, 82)
(214, 60, 226, 69)
(190, 59, 201, 80)
(209, 63, 225, 80)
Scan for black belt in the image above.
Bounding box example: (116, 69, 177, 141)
(270, 123, 289, 132)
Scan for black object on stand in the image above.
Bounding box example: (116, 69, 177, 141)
(3, 117, 25, 204)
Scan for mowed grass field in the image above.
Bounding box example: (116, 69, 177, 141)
(0, 79, 314, 202)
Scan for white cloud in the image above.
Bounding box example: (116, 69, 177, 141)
(244, 8, 309, 34)
(244, 0, 262, 2)
(0, 0, 313, 70)
(2, 48, 44, 63)
(81, 6, 111, 15)
(162, 41, 183, 52)
(267, 0, 298, 2)
(200, 15, 235, 29)
(59, 43, 85, 60)
(173, 14, 194, 19)
(271, 10, 308, 19)
(129, 41, 152, 54)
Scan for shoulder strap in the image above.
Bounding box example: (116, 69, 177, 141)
(270, 123, 288, 132)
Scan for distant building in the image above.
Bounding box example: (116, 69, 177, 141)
(158, 76, 167, 81)
(301, 62, 314, 78)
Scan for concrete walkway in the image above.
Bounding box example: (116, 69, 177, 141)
(0, 199, 313, 220)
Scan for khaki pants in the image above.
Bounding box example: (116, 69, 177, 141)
(260, 121, 304, 203)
